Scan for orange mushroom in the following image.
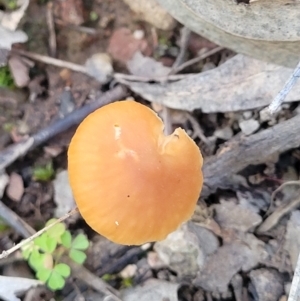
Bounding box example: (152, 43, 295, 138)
(67, 100, 203, 245)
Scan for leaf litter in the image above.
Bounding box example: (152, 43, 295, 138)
(1, 0, 300, 300)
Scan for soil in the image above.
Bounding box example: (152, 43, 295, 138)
(0, 0, 299, 301)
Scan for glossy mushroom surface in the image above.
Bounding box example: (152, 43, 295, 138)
(68, 100, 203, 245)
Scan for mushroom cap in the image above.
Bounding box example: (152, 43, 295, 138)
(68, 100, 203, 245)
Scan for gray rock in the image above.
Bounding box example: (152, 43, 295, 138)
(187, 222, 219, 256)
(154, 224, 204, 278)
(53, 170, 76, 218)
(242, 111, 253, 119)
(122, 279, 179, 301)
(194, 242, 248, 293)
(194, 235, 267, 293)
(239, 119, 260, 135)
(214, 200, 262, 232)
(85, 53, 113, 83)
(248, 269, 283, 301)
(214, 126, 233, 140)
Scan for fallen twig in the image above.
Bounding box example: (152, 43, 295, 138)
(0, 85, 127, 171)
(170, 26, 191, 73)
(11, 49, 87, 74)
(268, 60, 300, 114)
(172, 46, 224, 75)
(256, 196, 300, 234)
(185, 113, 210, 145)
(0, 205, 122, 300)
(0, 207, 79, 259)
(55, 19, 97, 35)
(114, 73, 191, 83)
(202, 113, 300, 197)
(264, 180, 300, 217)
(12, 47, 223, 84)
(66, 257, 122, 300)
(46, 2, 57, 57)
(0, 201, 35, 238)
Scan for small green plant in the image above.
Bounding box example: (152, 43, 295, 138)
(0, 66, 15, 89)
(33, 162, 55, 181)
(21, 219, 89, 291)
(0, 218, 9, 232)
(2, 122, 14, 132)
(5, 0, 18, 10)
(89, 11, 98, 21)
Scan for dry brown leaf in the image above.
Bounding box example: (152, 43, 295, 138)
(127, 52, 171, 78)
(8, 56, 30, 88)
(156, 0, 300, 67)
(6, 172, 24, 202)
(120, 54, 300, 113)
(0, 276, 42, 301)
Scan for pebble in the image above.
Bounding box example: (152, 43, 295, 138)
(85, 53, 114, 83)
(239, 119, 260, 135)
(53, 170, 76, 218)
(154, 224, 205, 278)
(214, 126, 233, 140)
(248, 269, 283, 301)
(6, 172, 24, 202)
(242, 111, 253, 119)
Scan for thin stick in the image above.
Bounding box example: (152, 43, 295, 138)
(264, 180, 300, 217)
(0, 85, 127, 171)
(0, 200, 35, 238)
(288, 251, 300, 301)
(11, 49, 87, 74)
(55, 19, 97, 35)
(114, 73, 193, 82)
(170, 27, 191, 73)
(0, 207, 79, 259)
(268, 60, 300, 114)
(172, 46, 224, 74)
(46, 2, 57, 57)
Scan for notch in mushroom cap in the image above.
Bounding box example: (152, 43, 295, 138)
(67, 100, 203, 245)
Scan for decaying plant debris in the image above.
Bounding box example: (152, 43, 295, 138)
(1, 0, 300, 301)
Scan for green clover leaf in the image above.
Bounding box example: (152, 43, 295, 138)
(69, 249, 87, 264)
(61, 230, 72, 248)
(36, 263, 70, 291)
(71, 233, 89, 250)
(54, 263, 71, 278)
(34, 233, 57, 253)
(36, 267, 52, 283)
(46, 219, 66, 242)
(48, 272, 65, 291)
(28, 249, 44, 271)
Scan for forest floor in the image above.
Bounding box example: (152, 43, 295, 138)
(0, 0, 299, 301)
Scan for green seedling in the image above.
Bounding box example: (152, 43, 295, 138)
(89, 11, 98, 21)
(21, 219, 89, 291)
(0, 218, 9, 232)
(121, 277, 134, 288)
(33, 162, 55, 181)
(5, 0, 18, 10)
(0, 66, 15, 89)
(3, 122, 14, 132)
